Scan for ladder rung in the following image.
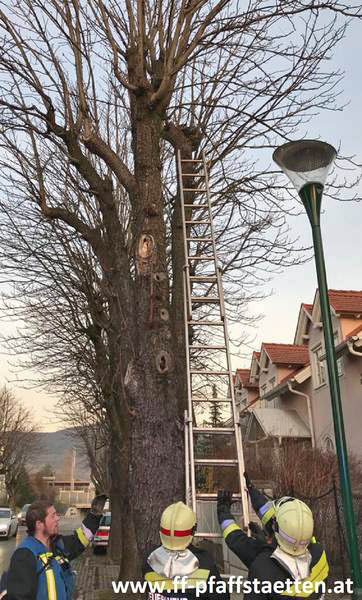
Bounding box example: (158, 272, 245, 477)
(184, 204, 209, 209)
(185, 220, 211, 225)
(190, 371, 229, 375)
(190, 345, 226, 350)
(194, 459, 238, 466)
(191, 296, 220, 303)
(193, 427, 235, 434)
(194, 532, 222, 538)
(188, 256, 214, 261)
(182, 173, 206, 177)
(183, 188, 207, 192)
(189, 276, 217, 282)
(191, 397, 230, 402)
(181, 159, 203, 162)
(186, 237, 213, 242)
(188, 320, 223, 325)
(196, 493, 242, 500)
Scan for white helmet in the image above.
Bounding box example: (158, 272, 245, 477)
(160, 502, 196, 551)
(274, 497, 314, 556)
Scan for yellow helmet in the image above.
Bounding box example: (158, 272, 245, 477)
(160, 502, 196, 551)
(274, 497, 314, 556)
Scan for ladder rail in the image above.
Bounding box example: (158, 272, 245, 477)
(222, 302, 250, 523)
(202, 148, 248, 525)
(177, 149, 249, 530)
(184, 409, 191, 506)
(177, 151, 193, 320)
(183, 268, 197, 513)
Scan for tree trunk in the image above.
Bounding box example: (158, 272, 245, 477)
(126, 100, 186, 566)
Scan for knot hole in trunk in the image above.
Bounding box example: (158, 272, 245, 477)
(156, 351, 171, 374)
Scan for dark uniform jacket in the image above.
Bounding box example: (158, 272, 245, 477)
(221, 521, 273, 570)
(5, 512, 101, 600)
(243, 541, 328, 600)
(221, 487, 328, 600)
(143, 544, 230, 600)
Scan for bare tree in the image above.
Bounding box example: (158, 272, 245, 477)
(0, 0, 361, 578)
(0, 387, 40, 507)
(61, 403, 111, 495)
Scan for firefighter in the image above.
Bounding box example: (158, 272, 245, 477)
(144, 501, 229, 600)
(217, 483, 329, 600)
(4, 495, 107, 600)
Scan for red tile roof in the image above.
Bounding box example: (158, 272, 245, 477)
(235, 368, 258, 389)
(303, 303, 313, 314)
(279, 367, 305, 385)
(236, 369, 250, 384)
(328, 290, 362, 314)
(262, 343, 309, 366)
(347, 323, 362, 338)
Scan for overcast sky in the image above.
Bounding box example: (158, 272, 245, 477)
(234, 17, 362, 367)
(0, 18, 361, 431)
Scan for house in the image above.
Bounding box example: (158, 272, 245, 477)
(234, 367, 259, 410)
(236, 289, 362, 458)
(41, 476, 95, 508)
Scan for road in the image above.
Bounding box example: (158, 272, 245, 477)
(0, 517, 83, 574)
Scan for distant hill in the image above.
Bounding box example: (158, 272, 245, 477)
(30, 428, 91, 480)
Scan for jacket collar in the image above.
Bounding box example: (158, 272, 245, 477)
(271, 546, 312, 580)
(148, 545, 199, 578)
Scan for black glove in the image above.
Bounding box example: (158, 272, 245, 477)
(244, 471, 252, 490)
(90, 494, 108, 516)
(217, 490, 233, 524)
(249, 521, 268, 545)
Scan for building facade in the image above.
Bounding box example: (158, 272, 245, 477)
(235, 290, 362, 458)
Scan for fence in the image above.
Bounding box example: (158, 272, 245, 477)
(58, 488, 93, 507)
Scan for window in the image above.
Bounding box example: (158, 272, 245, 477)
(100, 513, 111, 526)
(312, 344, 326, 387)
(325, 436, 334, 452)
(334, 331, 344, 377)
(260, 383, 267, 397)
(269, 377, 276, 390)
(235, 387, 242, 399)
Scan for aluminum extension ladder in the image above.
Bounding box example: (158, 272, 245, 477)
(176, 149, 249, 549)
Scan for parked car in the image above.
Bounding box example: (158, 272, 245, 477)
(17, 503, 31, 526)
(92, 512, 111, 553)
(0, 508, 18, 540)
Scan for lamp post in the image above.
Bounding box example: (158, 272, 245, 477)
(273, 139, 362, 595)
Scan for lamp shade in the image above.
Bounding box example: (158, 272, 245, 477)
(273, 140, 337, 192)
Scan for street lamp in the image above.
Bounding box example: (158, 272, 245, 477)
(273, 139, 362, 595)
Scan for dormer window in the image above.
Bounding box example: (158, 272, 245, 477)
(312, 343, 326, 388)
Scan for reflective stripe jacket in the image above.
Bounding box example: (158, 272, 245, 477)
(143, 544, 230, 600)
(5, 512, 101, 600)
(221, 521, 272, 570)
(221, 486, 329, 600)
(243, 542, 329, 600)
(248, 486, 275, 531)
